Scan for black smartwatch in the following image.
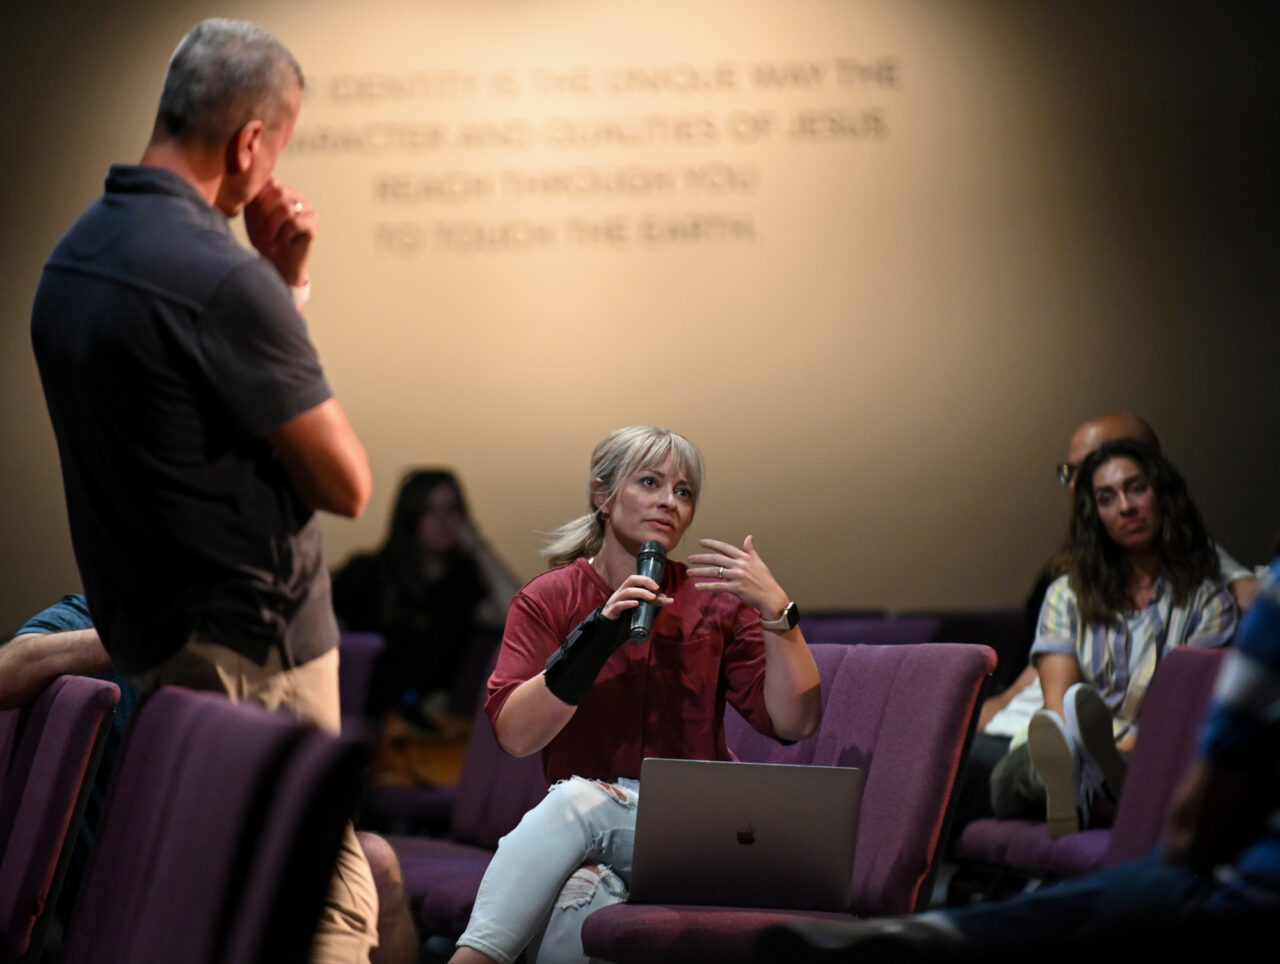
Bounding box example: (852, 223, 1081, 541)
(760, 600, 799, 633)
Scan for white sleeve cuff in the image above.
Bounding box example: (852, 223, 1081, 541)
(291, 278, 312, 310)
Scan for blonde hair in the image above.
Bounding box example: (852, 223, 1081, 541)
(540, 426, 704, 568)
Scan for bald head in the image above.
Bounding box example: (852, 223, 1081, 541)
(1061, 412, 1160, 488)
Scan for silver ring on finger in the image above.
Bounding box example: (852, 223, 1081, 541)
(718, 566, 725, 579)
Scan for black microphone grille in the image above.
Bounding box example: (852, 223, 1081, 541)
(638, 540, 667, 560)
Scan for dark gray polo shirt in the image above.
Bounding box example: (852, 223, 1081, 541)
(32, 165, 337, 673)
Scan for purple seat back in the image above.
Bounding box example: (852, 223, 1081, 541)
(799, 617, 942, 649)
(952, 644, 1229, 880)
(1104, 645, 1227, 865)
(338, 630, 385, 723)
(728, 642, 996, 917)
(449, 700, 548, 848)
(60, 688, 309, 964)
(0, 675, 119, 961)
(226, 726, 367, 963)
(580, 642, 996, 963)
(386, 651, 548, 941)
(724, 644, 849, 766)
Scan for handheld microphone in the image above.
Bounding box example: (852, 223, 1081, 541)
(629, 540, 667, 641)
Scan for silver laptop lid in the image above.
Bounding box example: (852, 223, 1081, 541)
(629, 758, 863, 912)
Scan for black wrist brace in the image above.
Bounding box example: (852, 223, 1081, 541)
(543, 606, 629, 705)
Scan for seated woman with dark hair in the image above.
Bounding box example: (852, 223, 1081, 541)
(990, 437, 1236, 837)
(333, 468, 518, 725)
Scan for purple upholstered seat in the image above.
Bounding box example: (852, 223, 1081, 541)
(338, 630, 385, 736)
(1102, 646, 1228, 864)
(61, 687, 361, 964)
(363, 782, 457, 835)
(226, 722, 368, 963)
(388, 696, 548, 936)
(951, 818, 1111, 877)
(951, 645, 1229, 880)
(0, 675, 119, 963)
(579, 642, 997, 964)
(799, 616, 942, 649)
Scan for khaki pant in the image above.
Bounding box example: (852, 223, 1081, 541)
(130, 642, 379, 963)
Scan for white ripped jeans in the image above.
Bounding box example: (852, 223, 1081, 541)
(455, 776, 639, 964)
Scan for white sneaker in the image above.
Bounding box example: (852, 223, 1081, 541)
(1027, 709, 1084, 838)
(1063, 682, 1126, 801)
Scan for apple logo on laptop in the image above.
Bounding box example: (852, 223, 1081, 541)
(736, 823, 756, 845)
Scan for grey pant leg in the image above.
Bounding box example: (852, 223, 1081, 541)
(989, 740, 1047, 820)
(525, 864, 629, 964)
(457, 778, 637, 964)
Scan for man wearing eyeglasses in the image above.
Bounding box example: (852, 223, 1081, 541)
(766, 554, 1280, 959)
(1055, 411, 1160, 490)
(1051, 412, 1256, 604)
(995, 412, 1255, 721)
(955, 412, 1257, 832)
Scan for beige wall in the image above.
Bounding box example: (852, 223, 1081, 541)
(3, 0, 1277, 634)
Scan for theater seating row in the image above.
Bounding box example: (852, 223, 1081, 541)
(6, 611, 1218, 961)
(1, 681, 364, 963)
(383, 642, 998, 961)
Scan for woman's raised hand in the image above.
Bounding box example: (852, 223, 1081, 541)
(688, 535, 789, 620)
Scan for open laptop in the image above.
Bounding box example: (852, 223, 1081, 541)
(628, 757, 864, 912)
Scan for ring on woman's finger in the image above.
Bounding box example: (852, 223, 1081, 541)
(717, 566, 725, 579)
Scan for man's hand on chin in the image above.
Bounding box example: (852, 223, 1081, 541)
(245, 178, 316, 287)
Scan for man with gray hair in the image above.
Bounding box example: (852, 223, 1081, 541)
(32, 19, 380, 961)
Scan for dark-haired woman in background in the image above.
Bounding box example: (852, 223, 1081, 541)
(333, 469, 518, 725)
(990, 438, 1236, 837)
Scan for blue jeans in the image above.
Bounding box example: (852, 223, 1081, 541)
(456, 777, 638, 964)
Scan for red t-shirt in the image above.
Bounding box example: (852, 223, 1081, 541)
(487, 557, 779, 783)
